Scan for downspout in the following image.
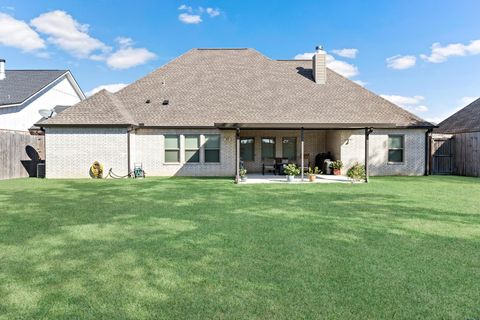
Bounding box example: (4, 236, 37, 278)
(425, 128, 432, 176)
(301, 127, 305, 182)
(365, 127, 373, 183)
(235, 128, 240, 183)
(127, 128, 131, 176)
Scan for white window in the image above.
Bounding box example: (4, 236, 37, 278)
(388, 135, 404, 163)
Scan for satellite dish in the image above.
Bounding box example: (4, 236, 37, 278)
(39, 109, 56, 118)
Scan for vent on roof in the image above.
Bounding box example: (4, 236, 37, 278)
(145, 99, 151, 104)
(162, 100, 169, 105)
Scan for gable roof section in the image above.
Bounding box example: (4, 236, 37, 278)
(42, 89, 134, 126)
(436, 98, 480, 134)
(0, 70, 71, 106)
(42, 48, 433, 128)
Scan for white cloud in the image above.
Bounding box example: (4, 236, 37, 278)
(178, 5, 220, 24)
(353, 80, 367, 87)
(0, 13, 45, 52)
(106, 47, 156, 69)
(31, 10, 110, 58)
(116, 37, 133, 48)
(420, 40, 480, 63)
(293, 52, 359, 78)
(332, 48, 358, 59)
(178, 13, 202, 24)
(386, 55, 416, 70)
(206, 8, 220, 17)
(87, 83, 128, 96)
(459, 96, 479, 106)
(381, 94, 429, 113)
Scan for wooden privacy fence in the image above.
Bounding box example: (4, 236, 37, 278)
(431, 132, 480, 177)
(454, 132, 480, 177)
(0, 130, 45, 180)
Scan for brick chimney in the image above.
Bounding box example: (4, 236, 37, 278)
(0, 59, 5, 80)
(312, 46, 326, 84)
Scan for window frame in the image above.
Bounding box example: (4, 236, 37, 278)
(204, 134, 221, 163)
(184, 134, 200, 163)
(387, 134, 405, 164)
(164, 135, 180, 163)
(282, 137, 297, 161)
(240, 137, 255, 162)
(261, 137, 276, 160)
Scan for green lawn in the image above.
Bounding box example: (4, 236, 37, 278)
(0, 176, 479, 319)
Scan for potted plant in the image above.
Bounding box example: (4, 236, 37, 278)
(284, 163, 300, 182)
(307, 166, 321, 182)
(346, 163, 365, 183)
(239, 168, 247, 182)
(329, 160, 343, 175)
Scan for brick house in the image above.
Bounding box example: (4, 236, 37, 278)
(38, 48, 434, 179)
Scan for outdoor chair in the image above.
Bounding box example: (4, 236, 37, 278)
(262, 158, 276, 175)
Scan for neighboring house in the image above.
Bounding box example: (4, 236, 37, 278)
(433, 98, 480, 177)
(39, 48, 434, 179)
(0, 59, 85, 132)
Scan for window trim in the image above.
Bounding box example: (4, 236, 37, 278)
(184, 134, 200, 164)
(240, 137, 255, 162)
(204, 134, 221, 163)
(164, 134, 180, 163)
(261, 137, 276, 160)
(387, 134, 405, 164)
(282, 137, 297, 161)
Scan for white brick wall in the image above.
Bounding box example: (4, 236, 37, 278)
(133, 128, 236, 176)
(45, 127, 128, 178)
(339, 129, 427, 176)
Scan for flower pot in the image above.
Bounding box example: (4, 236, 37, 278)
(308, 175, 316, 182)
(287, 175, 295, 182)
(333, 169, 341, 175)
(240, 176, 247, 182)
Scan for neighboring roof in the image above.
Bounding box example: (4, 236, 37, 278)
(42, 48, 433, 128)
(435, 98, 480, 134)
(0, 70, 69, 106)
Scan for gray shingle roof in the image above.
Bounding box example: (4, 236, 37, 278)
(0, 70, 67, 106)
(42, 49, 433, 128)
(435, 97, 480, 134)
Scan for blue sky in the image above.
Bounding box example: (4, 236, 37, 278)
(1, 0, 480, 122)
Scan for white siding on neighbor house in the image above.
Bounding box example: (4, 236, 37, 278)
(0, 76, 83, 132)
(339, 129, 427, 176)
(45, 127, 128, 178)
(133, 128, 236, 176)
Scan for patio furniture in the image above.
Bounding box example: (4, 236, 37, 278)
(276, 158, 289, 175)
(262, 158, 276, 175)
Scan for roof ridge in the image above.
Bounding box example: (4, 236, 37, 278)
(104, 90, 136, 125)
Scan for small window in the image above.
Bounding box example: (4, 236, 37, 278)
(240, 138, 254, 161)
(185, 135, 200, 163)
(388, 135, 404, 163)
(204, 134, 220, 163)
(164, 135, 180, 163)
(282, 137, 297, 161)
(261, 138, 275, 160)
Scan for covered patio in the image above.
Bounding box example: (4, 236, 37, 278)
(238, 173, 355, 184)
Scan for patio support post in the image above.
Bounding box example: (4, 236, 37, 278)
(235, 127, 240, 183)
(301, 127, 305, 182)
(364, 127, 373, 183)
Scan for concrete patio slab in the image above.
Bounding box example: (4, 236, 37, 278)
(239, 174, 358, 184)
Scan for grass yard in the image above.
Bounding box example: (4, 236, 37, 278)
(0, 176, 479, 319)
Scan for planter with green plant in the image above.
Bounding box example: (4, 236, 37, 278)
(239, 168, 247, 182)
(330, 160, 343, 175)
(346, 163, 365, 182)
(284, 163, 300, 182)
(307, 166, 321, 182)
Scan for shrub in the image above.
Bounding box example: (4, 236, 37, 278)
(347, 163, 366, 182)
(308, 166, 321, 175)
(284, 164, 300, 176)
(239, 168, 247, 177)
(329, 160, 343, 170)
